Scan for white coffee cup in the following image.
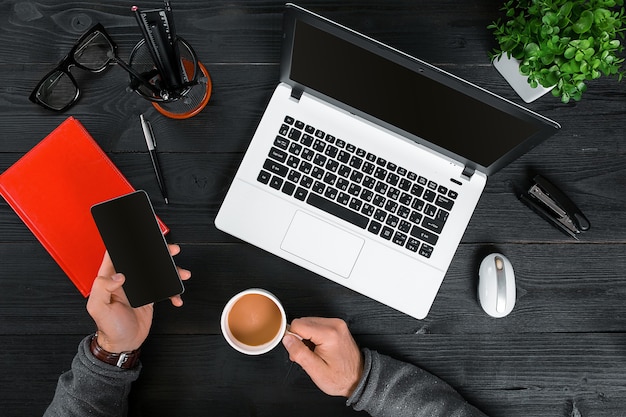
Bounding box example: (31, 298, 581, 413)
(220, 288, 287, 355)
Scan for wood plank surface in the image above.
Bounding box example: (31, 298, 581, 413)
(0, 1, 625, 416)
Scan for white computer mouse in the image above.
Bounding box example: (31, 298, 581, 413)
(478, 253, 516, 318)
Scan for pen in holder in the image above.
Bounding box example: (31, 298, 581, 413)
(128, 3, 212, 119)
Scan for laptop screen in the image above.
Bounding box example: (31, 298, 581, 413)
(283, 11, 560, 175)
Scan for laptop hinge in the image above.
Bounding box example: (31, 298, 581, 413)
(461, 165, 475, 180)
(290, 87, 304, 101)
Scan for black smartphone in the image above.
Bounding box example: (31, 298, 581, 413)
(91, 190, 184, 307)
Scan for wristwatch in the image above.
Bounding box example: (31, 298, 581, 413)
(90, 333, 141, 369)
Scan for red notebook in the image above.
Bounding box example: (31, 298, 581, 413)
(0, 117, 169, 297)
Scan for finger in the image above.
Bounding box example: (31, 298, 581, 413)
(282, 333, 326, 373)
(168, 244, 181, 256)
(289, 317, 341, 345)
(169, 294, 184, 307)
(90, 273, 125, 301)
(87, 274, 126, 315)
(178, 267, 192, 281)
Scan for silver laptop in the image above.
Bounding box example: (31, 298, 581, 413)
(215, 3, 560, 319)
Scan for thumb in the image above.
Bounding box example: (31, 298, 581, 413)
(282, 333, 324, 373)
(105, 273, 126, 292)
(89, 273, 125, 304)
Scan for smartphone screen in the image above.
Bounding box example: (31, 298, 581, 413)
(91, 190, 184, 307)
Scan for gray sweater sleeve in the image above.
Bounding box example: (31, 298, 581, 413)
(43, 335, 141, 417)
(346, 349, 488, 417)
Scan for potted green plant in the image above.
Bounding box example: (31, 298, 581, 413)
(488, 0, 626, 103)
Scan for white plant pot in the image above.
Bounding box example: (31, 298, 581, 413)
(492, 55, 555, 103)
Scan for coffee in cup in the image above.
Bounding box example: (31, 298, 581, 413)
(220, 288, 287, 355)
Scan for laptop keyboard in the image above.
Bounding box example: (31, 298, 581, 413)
(256, 116, 458, 259)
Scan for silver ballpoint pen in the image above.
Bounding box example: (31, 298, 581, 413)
(139, 114, 169, 204)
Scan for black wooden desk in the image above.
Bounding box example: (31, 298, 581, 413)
(1, 1, 625, 416)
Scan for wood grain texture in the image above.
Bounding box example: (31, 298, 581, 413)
(1, 0, 625, 416)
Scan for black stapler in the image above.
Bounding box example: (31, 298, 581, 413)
(519, 175, 590, 239)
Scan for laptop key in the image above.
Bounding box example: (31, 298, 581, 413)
(435, 195, 454, 210)
(301, 134, 314, 147)
(257, 170, 271, 184)
(287, 170, 301, 183)
(307, 193, 369, 229)
(423, 189, 436, 202)
(410, 225, 439, 245)
(422, 217, 444, 233)
(311, 166, 324, 180)
(269, 147, 287, 163)
(367, 220, 381, 234)
(362, 162, 375, 175)
(312, 181, 326, 194)
(288, 128, 302, 141)
(419, 243, 434, 258)
(264, 159, 288, 177)
(337, 192, 350, 205)
(270, 176, 283, 190)
(336, 178, 350, 191)
(301, 148, 314, 161)
(392, 231, 407, 246)
(406, 238, 420, 252)
(398, 220, 411, 233)
(286, 155, 300, 169)
(337, 150, 350, 163)
(325, 145, 339, 158)
(299, 161, 313, 174)
(289, 142, 302, 156)
(338, 164, 351, 178)
(348, 197, 362, 211)
(282, 181, 296, 196)
(300, 175, 313, 189)
(294, 187, 308, 201)
(424, 204, 437, 218)
(436, 209, 449, 224)
(326, 159, 340, 172)
(323, 172, 337, 186)
(324, 187, 339, 200)
(362, 203, 375, 216)
(380, 226, 394, 240)
(274, 136, 289, 149)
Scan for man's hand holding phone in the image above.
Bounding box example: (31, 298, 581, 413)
(87, 245, 191, 354)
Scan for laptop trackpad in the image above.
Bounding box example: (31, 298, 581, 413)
(281, 211, 364, 278)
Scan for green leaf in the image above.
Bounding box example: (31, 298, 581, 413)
(519, 64, 531, 75)
(558, 2, 573, 19)
(544, 71, 560, 86)
(541, 53, 555, 65)
(564, 46, 577, 59)
(573, 10, 594, 34)
(524, 42, 541, 57)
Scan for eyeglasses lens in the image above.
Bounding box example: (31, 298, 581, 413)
(74, 31, 113, 71)
(36, 70, 78, 111)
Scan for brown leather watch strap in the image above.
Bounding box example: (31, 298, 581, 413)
(89, 333, 141, 369)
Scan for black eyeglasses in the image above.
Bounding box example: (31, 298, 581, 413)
(29, 24, 121, 111)
(29, 24, 184, 111)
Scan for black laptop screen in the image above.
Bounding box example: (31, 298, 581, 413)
(289, 20, 547, 169)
